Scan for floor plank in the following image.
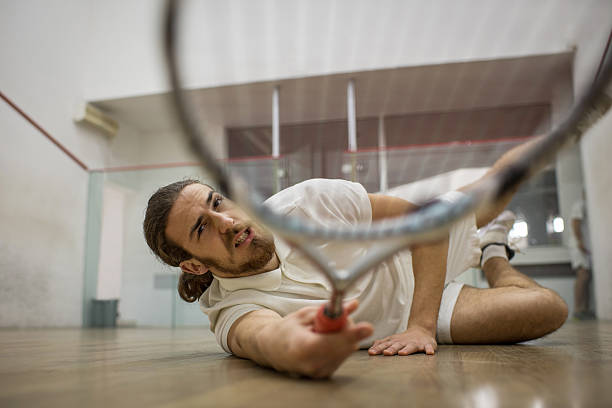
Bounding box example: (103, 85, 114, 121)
(1, 321, 610, 407)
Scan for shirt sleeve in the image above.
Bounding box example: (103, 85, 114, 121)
(214, 304, 264, 353)
(200, 282, 264, 354)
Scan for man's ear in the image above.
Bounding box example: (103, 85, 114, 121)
(179, 258, 208, 276)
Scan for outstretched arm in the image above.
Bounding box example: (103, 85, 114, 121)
(227, 300, 373, 379)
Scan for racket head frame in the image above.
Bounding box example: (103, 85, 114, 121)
(163, 0, 612, 321)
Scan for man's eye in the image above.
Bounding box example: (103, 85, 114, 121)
(213, 197, 223, 208)
(198, 224, 206, 236)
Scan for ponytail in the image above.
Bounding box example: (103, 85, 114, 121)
(178, 271, 213, 302)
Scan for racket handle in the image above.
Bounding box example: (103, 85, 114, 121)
(313, 304, 348, 333)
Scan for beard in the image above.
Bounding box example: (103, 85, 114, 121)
(197, 227, 276, 276)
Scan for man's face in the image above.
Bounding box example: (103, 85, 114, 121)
(165, 184, 277, 278)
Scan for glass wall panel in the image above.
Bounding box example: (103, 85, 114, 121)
(341, 140, 561, 247)
(227, 157, 287, 199)
(85, 142, 563, 328)
(86, 158, 291, 328)
(87, 165, 212, 328)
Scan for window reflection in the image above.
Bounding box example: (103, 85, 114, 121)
(506, 168, 562, 247)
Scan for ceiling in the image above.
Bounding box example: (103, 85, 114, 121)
(95, 52, 573, 133)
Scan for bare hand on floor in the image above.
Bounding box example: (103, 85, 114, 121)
(368, 325, 437, 356)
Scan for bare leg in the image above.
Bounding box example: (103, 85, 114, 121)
(459, 136, 544, 228)
(574, 266, 591, 314)
(449, 257, 568, 344)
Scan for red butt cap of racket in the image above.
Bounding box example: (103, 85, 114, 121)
(313, 304, 348, 333)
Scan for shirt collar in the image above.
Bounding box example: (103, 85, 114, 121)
(215, 265, 282, 292)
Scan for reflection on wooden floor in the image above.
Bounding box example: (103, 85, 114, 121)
(1, 320, 610, 407)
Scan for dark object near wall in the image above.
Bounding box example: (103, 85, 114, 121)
(91, 299, 119, 327)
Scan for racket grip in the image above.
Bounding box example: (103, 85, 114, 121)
(313, 304, 348, 333)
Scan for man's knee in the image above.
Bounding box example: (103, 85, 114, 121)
(535, 288, 568, 333)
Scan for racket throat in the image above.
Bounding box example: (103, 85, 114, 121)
(325, 291, 345, 319)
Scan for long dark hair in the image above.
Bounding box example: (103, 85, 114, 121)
(143, 179, 213, 302)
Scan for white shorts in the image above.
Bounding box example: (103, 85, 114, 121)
(432, 192, 481, 344)
(436, 281, 465, 344)
(570, 247, 591, 269)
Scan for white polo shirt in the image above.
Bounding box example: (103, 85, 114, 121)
(199, 179, 480, 353)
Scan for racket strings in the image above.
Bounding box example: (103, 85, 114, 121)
(167, 0, 611, 243)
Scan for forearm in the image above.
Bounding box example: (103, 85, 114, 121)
(368, 194, 418, 220)
(227, 309, 283, 369)
(367, 193, 449, 332)
(408, 239, 449, 333)
(226, 303, 373, 378)
(464, 135, 544, 228)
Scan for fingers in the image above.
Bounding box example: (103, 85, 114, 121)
(369, 339, 437, 356)
(309, 299, 363, 334)
(347, 321, 373, 342)
(400, 342, 436, 356)
(369, 341, 415, 356)
(382, 343, 406, 356)
(295, 300, 371, 344)
(424, 343, 435, 355)
(306, 305, 372, 342)
(295, 306, 318, 324)
(398, 344, 421, 356)
(344, 299, 359, 315)
(298, 299, 359, 324)
(368, 340, 391, 355)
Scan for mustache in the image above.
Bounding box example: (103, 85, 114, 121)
(224, 224, 251, 248)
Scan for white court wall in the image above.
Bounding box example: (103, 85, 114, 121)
(132, 123, 227, 167)
(1, 1, 92, 326)
(0, 1, 160, 170)
(1, 1, 139, 170)
(0, 1, 147, 327)
(0, 102, 88, 326)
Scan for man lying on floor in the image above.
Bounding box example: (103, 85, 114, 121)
(143, 140, 568, 379)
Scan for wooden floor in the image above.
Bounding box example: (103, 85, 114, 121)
(1, 321, 611, 407)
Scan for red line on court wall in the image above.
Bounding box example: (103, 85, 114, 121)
(224, 154, 284, 163)
(0, 91, 89, 171)
(344, 135, 536, 154)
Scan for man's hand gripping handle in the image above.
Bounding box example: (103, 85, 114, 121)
(313, 304, 348, 333)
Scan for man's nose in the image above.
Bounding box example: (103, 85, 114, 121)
(211, 212, 234, 233)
